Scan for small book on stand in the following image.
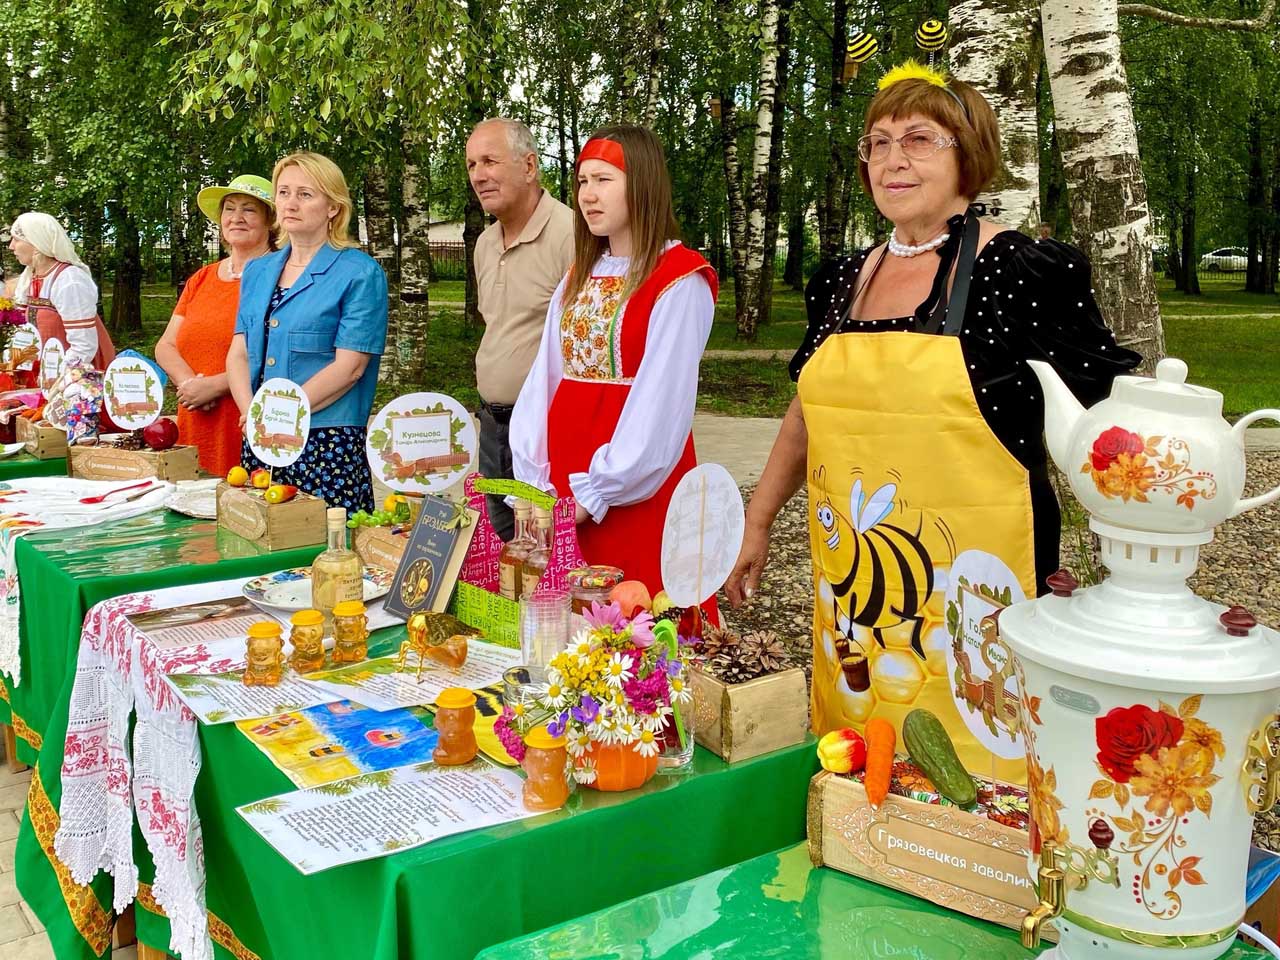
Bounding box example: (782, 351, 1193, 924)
(383, 494, 478, 621)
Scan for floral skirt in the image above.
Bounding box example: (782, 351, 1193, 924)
(240, 426, 373, 513)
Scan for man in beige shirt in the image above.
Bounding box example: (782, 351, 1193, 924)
(468, 118, 574, 539)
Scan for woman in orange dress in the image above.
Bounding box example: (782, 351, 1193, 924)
(155, 175, 275, 475)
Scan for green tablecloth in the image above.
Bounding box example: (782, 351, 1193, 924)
(477, 843, 1268, 960)
(0, 453, 66, 481)
(10, 510, 323, 959)
(128, 693, 819, 960)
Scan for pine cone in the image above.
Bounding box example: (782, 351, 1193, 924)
(745, 631, 791, 674)
(655, 605, 686, 624)
(700, 627, 740, 663)
(710, 653, 753, 685)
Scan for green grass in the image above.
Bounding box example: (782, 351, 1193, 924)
(88, 274, 1278, 424)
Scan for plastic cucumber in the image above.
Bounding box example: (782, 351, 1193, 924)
(902, 708, 977, 807)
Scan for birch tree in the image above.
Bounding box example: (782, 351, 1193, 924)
(1042, 0, 1276, 368)
(717, 0, 784, 339)
(949, 0, 1042, 231)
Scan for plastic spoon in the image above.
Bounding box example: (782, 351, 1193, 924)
(79, 480, 155, 504)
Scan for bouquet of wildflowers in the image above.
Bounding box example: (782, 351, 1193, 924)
(495, 600, 698, 785)
(0, 297, 25, 355)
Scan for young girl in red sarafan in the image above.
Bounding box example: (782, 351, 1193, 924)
(510, 124, 717, 608)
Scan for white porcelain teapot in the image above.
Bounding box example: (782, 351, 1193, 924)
(1028, 357, 1280, 534)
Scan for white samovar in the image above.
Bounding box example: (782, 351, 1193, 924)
(998, 358, 1280, 958)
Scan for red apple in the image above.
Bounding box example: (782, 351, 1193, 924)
(142, 417, 179, 451)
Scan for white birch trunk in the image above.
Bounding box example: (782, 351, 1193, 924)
(1041, 0, 1164, 368)
(949, 0, 1042, 231)
(396, 140, 432, 383)
(735, 0, 781, 339)
(642, 0, 669, 126)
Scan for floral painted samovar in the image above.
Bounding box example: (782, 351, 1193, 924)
(997, 357, 1280, 959)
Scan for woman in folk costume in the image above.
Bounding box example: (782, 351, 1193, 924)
(511, 125, 717, 600)
(8, 212, 116, 375)
(725, 62, 1140, 777)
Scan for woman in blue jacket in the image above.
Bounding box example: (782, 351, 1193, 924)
(227, 151, 388, 512)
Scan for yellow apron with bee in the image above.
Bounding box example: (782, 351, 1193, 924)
(799, 330, 1036, 784)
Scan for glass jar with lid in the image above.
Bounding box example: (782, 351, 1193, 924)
(565, 565, 625, 615)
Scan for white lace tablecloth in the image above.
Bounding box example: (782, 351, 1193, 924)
(0, 476, 173, 685)
(55, 578, 254, 960)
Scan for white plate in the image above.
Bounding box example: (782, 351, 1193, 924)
(242, 566, 396, 613)
(0, 443, 25, 459)
(165, 480, 220, 519)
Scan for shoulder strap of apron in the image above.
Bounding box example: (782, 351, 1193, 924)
(924, 207, 980, 337)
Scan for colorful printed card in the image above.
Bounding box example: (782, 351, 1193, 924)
(365, 392, 476, 494)
(8, 323, 37, 371)
(247, 378, 310, 468)
(236, 700, 442, 788)
(103, 356, 163, 429)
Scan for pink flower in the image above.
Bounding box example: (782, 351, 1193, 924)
(493, 708, 526, 763)
(585, 600, 626, 633)
(627, 611, 656, 648)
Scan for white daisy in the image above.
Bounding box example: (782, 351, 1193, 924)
(614, 718, 640, 745)
(544, 681, 568, 710)
(573, 761, 597, 785)
(566, 731, 592, 758)
(669, 676, 693, 705)
(635, 728, 660, 757)
(603, 652, 634, 689)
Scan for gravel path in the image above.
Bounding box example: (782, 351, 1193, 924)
(722, 451, 1280, 849)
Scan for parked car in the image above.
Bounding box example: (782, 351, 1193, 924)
(1199, 247, 1249, 272)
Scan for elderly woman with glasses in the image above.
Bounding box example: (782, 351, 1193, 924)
(724, 63, 1140, 762)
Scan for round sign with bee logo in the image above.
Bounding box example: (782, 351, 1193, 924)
(944, 549, 1025, 759)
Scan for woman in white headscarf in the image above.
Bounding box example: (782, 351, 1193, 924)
(8, 212, 116, 370)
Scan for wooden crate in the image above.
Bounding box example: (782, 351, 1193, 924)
(15, 417, 67, 459)
(68, 444, 199, 482)
(689, 666, 809, 763)
(353, 525, 408, 572)
(215, 482, 326, 551)
(806, 771, 1054, 940)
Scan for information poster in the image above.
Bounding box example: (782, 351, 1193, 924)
(365, 392, 477, 494)
(165, 670, 337, 725)
(304, 641, 520, 712)
(238, 761, 540, 874)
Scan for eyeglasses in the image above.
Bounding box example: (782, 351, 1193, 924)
(858, 131, 958, 163)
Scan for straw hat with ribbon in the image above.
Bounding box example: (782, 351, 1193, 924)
(196, 174, 275, 223)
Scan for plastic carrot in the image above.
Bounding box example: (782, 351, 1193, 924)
(863, 717, 896, 810)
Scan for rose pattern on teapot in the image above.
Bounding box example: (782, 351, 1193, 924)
(1081, 426, 1217, 512)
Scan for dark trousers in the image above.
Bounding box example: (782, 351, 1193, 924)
(477, 402, 515, 541)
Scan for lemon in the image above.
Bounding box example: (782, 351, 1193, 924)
(226, 465, 249, 487)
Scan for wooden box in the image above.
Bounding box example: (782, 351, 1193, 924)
(689, 665, 809, 763)
(68, 444, 199, 482)
(353, 525, 408, 572)
(16, 417, 67, 459)
(807, 771, 1055, 940)
(215, 482, 326, 551)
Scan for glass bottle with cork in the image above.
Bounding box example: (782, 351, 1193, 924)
(520, 505, 554, 597)
(498, 500, 536, 601)
(311, 507, 363, 632)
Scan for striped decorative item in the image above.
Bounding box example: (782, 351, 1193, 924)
(844, 32, 879, 81)
(915, 19, 947, 67)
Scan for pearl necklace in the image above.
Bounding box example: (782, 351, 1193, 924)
(888, 228, 949, 257)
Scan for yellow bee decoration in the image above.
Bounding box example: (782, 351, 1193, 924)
(812, 468, 943, 659)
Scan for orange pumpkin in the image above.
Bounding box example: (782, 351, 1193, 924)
(581, 741, 658, 791)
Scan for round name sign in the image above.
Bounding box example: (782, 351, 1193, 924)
(247, 378, 311, 468)
(103, 355, 164, 429)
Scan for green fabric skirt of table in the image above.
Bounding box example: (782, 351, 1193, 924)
(155, 641, 818, 960)
(476, 842, 1269, 960)
(0, 453, 67, 481)
(10, 509, 323, 959)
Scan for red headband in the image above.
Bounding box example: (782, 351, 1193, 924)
(576, 138, 626, 172)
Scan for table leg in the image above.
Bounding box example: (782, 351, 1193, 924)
(2, 722, 28, 774)
(113, 904, 137, 948)
(138, 943, 175, 960)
